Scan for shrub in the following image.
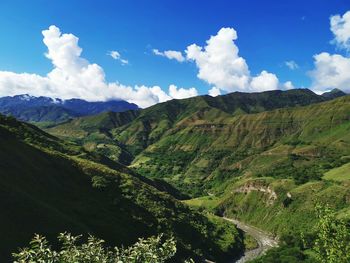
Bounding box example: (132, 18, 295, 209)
(13, 233, 177, 263)
(310, 204, 350, 263)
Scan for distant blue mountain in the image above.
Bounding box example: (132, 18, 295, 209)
(0, 94, 139, 123)
(61, 98, 139, 116)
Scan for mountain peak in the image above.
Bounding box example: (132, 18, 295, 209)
(17, 94, 34, 101)
(321, 88, 347, 99)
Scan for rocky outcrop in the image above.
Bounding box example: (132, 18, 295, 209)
(234, 182, 278, 205)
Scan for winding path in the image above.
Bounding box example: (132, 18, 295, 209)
(224, 217, 279, 263)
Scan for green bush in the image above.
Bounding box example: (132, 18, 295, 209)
(13, 233, 177, 263)
(310, 204, 350, 263)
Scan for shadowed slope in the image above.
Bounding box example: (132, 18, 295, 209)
(0, 115, 243, 262)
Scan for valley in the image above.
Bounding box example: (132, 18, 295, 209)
(1, 2, 350, 262)
(1, 89, 349, 262)
(45, 89, 350, 261)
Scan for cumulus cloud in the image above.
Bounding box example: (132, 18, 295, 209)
(184, 27, 287, 93)
(308, 10, 350, 94)
(168, 84, 198, 99)
(186, 28, 251, 92)
(250, 71, 279, 92)
(208, 87, 221, 97)
(0, 25, 198, 108)
(282, 81, 294, 90)
(330, 11, 350, 51)
(285, 60, 299, 70)
(107, 50, 129, 65)
(152, 49, 185, 62)
(309, 52, 350, 93)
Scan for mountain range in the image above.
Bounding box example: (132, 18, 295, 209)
(45, 88, 346, 167)
(0, 94, 139, 124)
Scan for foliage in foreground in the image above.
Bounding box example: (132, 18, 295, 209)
(12, 233, 183, 263)
(310, 204, 350, 263)
(13, 233, 183, 263)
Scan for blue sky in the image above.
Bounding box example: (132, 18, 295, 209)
(0, 0, 349, 107)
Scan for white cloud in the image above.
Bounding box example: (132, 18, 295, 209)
(208, 87, 221, 97)
(307, 10, 350, 94)
(330, 11, 350, 51)
(186, 28, 251, 92)
(108, 50, 120, 59)
(285, 60, 299, 70)
(168, 84, 198, 99)
(152, 49, 185, 62)
(309, 52, 350, 93)
(184, 27, 286, 93)
(282, 81, 294, 90)
(107, 50, 129, 65)
(250, 70, 279, 92)
(107, 84, 172, 108)
(0, 25, 197, 108)
(152, 49, 163, 56)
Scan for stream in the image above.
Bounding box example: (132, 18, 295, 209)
(224, 217, 278, 263)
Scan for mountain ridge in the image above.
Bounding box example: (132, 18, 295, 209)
(46, 88, 347, 164)
(0, 94, 139, 123)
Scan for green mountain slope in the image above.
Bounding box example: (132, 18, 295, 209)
(180, 95, 350, 244)
(45, 91, 350, 195)
(12, 105, 76, 123)
(110, 88, 329, 156)
(46, 89, 328, 163)
(125, 95, 350, 195)
(0, 115, 243, 262)
(215, 177, 350, 235)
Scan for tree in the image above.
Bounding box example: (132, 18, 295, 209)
(311, 204, 350, 263)
(13, 233, 177, 263)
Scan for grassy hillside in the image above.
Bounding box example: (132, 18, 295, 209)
(46, 110, 140, 164)
(46, 88, 334, 170)
(99, 88, 328, 157)
(215, 177, 350, 234)
(323, 162, 350, 181)
(127, 95, 350, 195)
(0, 114, 243, 262)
